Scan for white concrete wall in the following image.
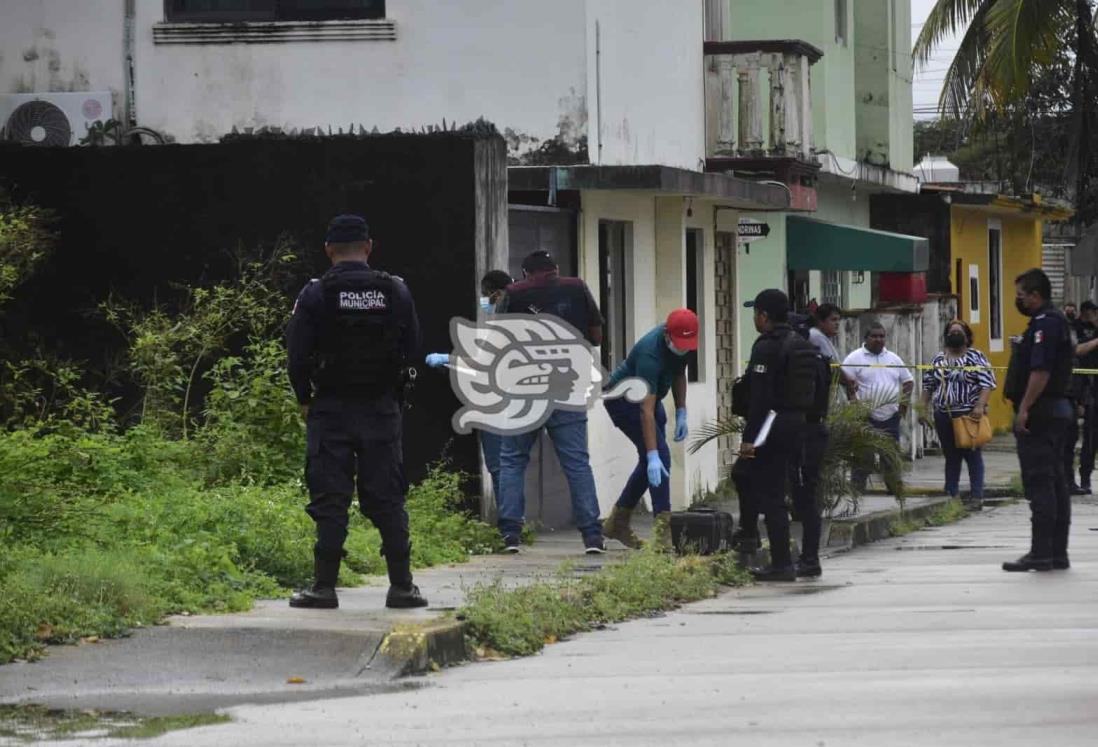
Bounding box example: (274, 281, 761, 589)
(3, 0, 709, 169)
(131, 0, 589, 147)
(0, 0, 126, 115)
(578, 190, 725, 513)
(584, 0, 706, 169)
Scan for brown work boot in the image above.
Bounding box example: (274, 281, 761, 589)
(602, 505, 643, 549)
(650, 512, 673, 552)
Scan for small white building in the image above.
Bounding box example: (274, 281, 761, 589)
(1, 0, 800, 524)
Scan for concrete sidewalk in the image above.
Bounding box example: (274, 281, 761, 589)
(148, 497, 1098, 747)
(0, 450, 1014, 717)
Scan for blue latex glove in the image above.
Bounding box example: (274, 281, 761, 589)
(646, 450, 669, 488)
(674, 407, 688, 442)
(425, 353, 450, 369)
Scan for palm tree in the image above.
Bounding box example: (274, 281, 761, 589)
(690, 382, 906, 517)
(914, 0, 1098, 222)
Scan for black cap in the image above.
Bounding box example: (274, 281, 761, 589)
(744, 289, 789, 317)
(326, 214, 369, 243)
(521, 250, 557, 273)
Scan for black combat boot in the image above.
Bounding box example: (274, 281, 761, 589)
(795, 557, 823, 578)
(752, 520, 796, 581)
(1003, 519, 1054, 572)
(384, 555, 428, 609)
(290, 551, 341, 609)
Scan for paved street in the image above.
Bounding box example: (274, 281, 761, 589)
(130, 498, 1098, 747)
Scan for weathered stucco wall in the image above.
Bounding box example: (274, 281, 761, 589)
(0, 0, 125, 114)
(584, 0, 706, 169)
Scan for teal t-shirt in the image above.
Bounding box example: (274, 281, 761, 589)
(606, 324, 688, 399)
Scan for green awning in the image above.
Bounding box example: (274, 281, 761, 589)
(787, 215, 929, 272)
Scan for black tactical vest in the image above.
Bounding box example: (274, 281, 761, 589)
(314, 266, 403, 398)
(1006, 307, 1073, 403)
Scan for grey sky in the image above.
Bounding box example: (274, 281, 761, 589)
(911, 0, 961, 120)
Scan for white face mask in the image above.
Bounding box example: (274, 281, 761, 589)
(667, 339, 689, 356)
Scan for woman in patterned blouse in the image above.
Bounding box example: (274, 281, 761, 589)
(920, 319, 997, 509)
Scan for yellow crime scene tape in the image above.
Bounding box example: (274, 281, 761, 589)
(743, 362, 1098, 375)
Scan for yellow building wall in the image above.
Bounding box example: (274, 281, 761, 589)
(950, 206, 1044, 432)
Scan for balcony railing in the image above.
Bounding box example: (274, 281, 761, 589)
(703, 40, 822, 162)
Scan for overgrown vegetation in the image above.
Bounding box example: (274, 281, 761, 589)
(888, 499, 970, 537)
(459, 549, 752, 658)
(0, 704, 229, 743)
(0, 193, 499, 664)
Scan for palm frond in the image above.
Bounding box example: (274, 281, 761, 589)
(688, 417, 743, 456)
(914, 0, 992, 67)
(984, 0, 1071, 105)
(939, 1, 998, 118)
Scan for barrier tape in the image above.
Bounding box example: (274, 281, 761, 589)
(831, 363, 1098, 375)
(740, 362, 1098, 375)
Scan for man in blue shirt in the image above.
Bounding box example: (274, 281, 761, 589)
(601, 309, 698, 549)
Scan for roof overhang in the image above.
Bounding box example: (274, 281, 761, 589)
(788, 215, 929, 272)
(944, 191, 1075, 221)
(816, 153, 920, 193)
(508, 165, 791, 211)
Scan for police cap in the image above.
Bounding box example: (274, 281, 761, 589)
(744, 288, 789, 318)
(326, 214, 370, 243)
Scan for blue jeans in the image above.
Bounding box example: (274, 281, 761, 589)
(604, 397, 671, 514)
(934, 409, 985, 498)
(497, 410, 601, 539)
(478, 430, 502, 499)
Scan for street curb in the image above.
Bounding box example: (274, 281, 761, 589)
(377, 618, 469, 676)
(826, 496, 955, 550)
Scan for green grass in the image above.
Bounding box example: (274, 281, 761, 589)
(0, 427, 501, 664)
(458, 549, 752, 658)
(0, 705, 229, 742)
(888, 499, 970, 537)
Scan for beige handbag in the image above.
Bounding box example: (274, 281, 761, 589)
(938, 364, 992, 449)
(952, 413, 992, 449)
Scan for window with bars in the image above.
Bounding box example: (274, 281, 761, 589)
(165, 0, 385, 22)
(821, 270, 841, 306)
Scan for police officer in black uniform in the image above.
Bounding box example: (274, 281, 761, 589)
(1072, 301, 1098, 493)
(732, 289, 808, 581)
(1003, 268, 1074, 572)
(286, 214, 428, 608)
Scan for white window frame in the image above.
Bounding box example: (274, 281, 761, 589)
(968, 263, 981, 325)
(988, 219, 1004, 353)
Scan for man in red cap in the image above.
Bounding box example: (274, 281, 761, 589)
(601, 308, 699, 548)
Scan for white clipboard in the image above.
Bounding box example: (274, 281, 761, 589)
(753, 410, 778, 448)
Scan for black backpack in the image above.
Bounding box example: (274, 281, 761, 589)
(779, 331, 822, 413)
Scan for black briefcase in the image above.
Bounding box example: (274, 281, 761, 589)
(669, 508, 735, 555)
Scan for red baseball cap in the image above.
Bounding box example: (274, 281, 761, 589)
(666, 308, 699, 351)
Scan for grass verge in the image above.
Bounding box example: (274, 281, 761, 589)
(0, 704, 229, 743)
(888, 499, 970, 537)
(458, 549, 752, 658)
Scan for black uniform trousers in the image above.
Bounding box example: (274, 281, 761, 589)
(1080, 401, 1098, 486)
(1016, 400, 1072, 560)
(305, 395, 410, 565)
(732, 415, 803, 568)
(789, 421, 828, 563)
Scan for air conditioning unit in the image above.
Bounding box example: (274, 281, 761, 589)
(0, 92, 113, 147)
